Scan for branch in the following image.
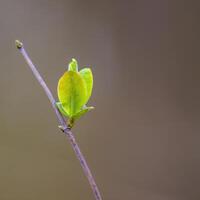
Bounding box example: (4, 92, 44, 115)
(15, 40, 103, 200)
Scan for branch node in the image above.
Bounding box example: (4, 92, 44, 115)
(58, 125, 69, 133)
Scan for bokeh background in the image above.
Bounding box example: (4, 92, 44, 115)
(0, 0, 199, 199)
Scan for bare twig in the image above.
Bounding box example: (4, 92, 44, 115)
(15, 40, 102, 200)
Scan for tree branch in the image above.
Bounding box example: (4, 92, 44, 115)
(15, 40, 103, 200)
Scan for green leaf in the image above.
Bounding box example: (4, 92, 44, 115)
(68, 58, 78, 72)
(73, 106, 94, 120)
(79, 68, 93, 103)
(56, 102, 69, 117)
(57, 71, 87, 117)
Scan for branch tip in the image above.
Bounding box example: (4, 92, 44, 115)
(15, 40, 23, 49)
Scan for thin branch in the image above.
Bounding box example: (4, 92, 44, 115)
(15, 40, 103, 200)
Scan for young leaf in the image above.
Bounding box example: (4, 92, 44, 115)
(79, 68, 93, 103)
(68, 58, 78, 72)
(73, 106, 94, 120)
(57, 71, 87, 117)
(56, 102, 69, 117)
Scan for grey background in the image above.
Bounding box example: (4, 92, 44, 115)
(0, 0, 200, 199)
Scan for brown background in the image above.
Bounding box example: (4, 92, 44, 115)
(0, 0, 200, 199)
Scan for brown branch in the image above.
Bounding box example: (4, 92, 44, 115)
(15, 40, 103, 200)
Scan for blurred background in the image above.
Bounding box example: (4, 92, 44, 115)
(0, 0, 199, 199)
